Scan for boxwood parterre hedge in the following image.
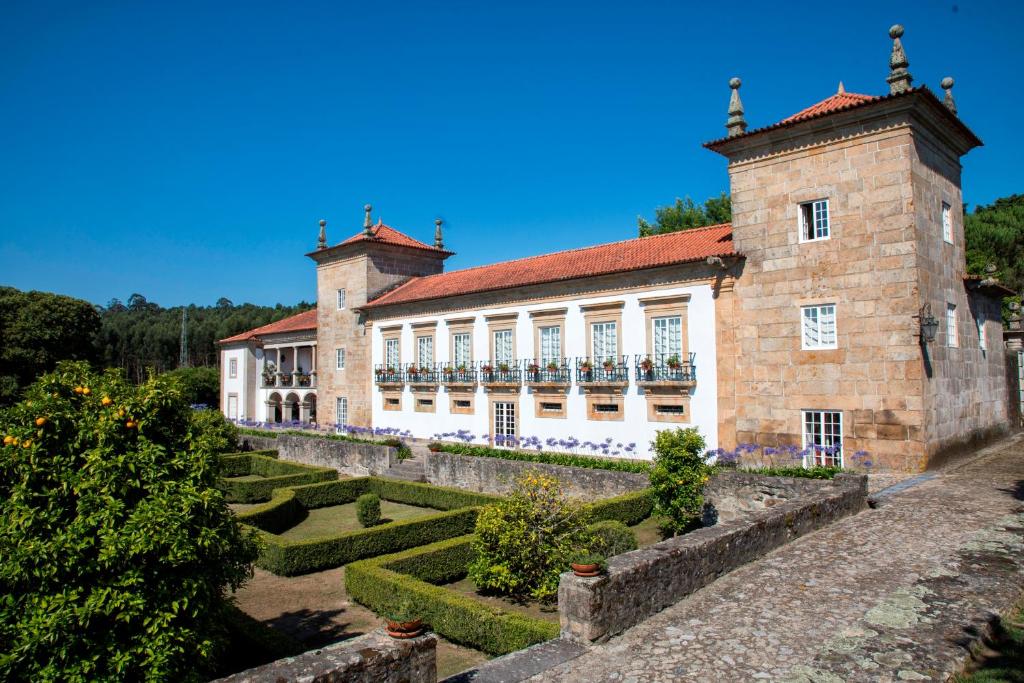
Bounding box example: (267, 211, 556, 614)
(344, 487, 656, 655)
(236, 478, 504, 576)
(218, 451, 337, 503)
(436, 443, 652, 474)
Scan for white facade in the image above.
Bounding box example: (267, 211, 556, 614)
(219, 333, 318, 425)
(368, 282, 719, 459)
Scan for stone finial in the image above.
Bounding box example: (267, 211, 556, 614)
(725, 77, 747, 138)
(434, 218, 444, 249)
(363, 204, 373, 237)
(886, 24, 913, 94)
(941, 76, 957, 115)
(317, 219, 327, 249)
(837, 81, 846, 94)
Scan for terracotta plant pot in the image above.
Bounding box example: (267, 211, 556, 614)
(385, 618, 423, 639)
(571, 562, 601, 577)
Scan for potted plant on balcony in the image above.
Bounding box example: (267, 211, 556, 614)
(546, 360, 560, 373)
(383, 599, 423, 639)
(666, 354, 681, 370)
(579, 359, 593, 379)
(386, 366, 397, 375)
(602, 358, 616, 372)
(419, 366, 432, 375)
(456, 363, 468, 377)
(375, 368, 384, 377)
(640, 356, 654, 379)
(497, 362, 510, 375)
(481, 363, 493, 377)
(407, 367, 419, 379)
(443, 366, 455, 377)
(570, 550, 606, 577)
(527, 362, 540, 380)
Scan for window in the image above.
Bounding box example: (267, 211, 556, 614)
(799, 199, 830, 241)
(494, 329, 513, 364)
(802, 410, 842, 467)
(385, 338, 400, 368)
(337, 288, 346, 310)
(801, 304, 837, 350)
(942, 202, 953, 244)
(417, 336, 434, 366)
(540, 401, 563, 412)
(655, 404, 685, 415)
(453, 332, 471, 366)
(385, 397, 401, 408)
(335, 348, 345, 370)
(652, 316, 683, 360)
(454, 399, 471, 408)
(591, 321, 617, 361)
(594, 403, 620, 414)
(539, 326, 561, 365)
(977, 314, 986, 351)
(946, 303, 958, 347)
(228, 358, 237, 378)
(336, 397, 348, 431)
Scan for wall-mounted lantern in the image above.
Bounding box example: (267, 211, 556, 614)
(915, 304, 939, 344)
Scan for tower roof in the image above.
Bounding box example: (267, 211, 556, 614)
(779, 88, 878, 124)
(339, 221, 449, 253)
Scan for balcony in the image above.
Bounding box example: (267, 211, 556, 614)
(440, 364, 478, 387)
(479, 360, 521, 389)
(374, 365, 404, 388)
(576, 356, 629, 389)
(523, 358, 571, 389)
(635, 353, 697, 388)
(404, 364, 440, 388)
(262, 372, 316, 389)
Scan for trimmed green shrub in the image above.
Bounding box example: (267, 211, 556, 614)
(649, 427, 711, 534)
(437, 442, 651, 474)
(356, 493, 381, 527)
(235, 488, 307, 535)
(188, 407, 239, 455)
(218, 453, 337, 503)
(468, 472, 589, 603)
(739, 465, 841, 480)
(587, 488, 654, 526)
(0, 361, 259, 681)
(346, 536, 559, 655)
(588, 520, 637, 557)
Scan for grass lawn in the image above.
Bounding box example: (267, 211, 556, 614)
(277, 501, 439, 541)
(955, 602, 1024, 682)
(444, 577, 560, 623)
(630, 515, 672, 548)
(232, 567, 489, 680)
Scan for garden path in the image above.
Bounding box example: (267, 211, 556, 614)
(528, 433, 1024, 682)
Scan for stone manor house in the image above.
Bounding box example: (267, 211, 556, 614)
(220, 26, 1014, 472)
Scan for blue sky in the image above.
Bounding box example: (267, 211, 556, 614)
(1, 0, 1020, 308)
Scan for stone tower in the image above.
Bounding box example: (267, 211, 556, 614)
(706, 27, 1007, 471)
(307, 206, 451, 428)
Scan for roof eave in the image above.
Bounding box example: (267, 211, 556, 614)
(306, 239, 454, 263)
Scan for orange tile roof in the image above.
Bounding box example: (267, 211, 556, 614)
(218, 308, 318, 344)
(362, 223, 736, 309)
(780, 88, 878, 124)
(340, 221, 448, 253)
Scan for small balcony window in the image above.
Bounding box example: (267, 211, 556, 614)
(228, 358, 237, 379)
(942, 202, 953, 244)
(335, 348, 345, 370)
(799, 199, 830, 242)
(801, 304, 837, 350)
(337, 288, 346, 310)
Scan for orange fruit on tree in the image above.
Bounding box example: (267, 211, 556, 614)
(35, 417, 46, 427)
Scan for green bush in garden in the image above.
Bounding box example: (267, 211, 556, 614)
(188, 406, 239, 455)
(356, 493, 382, 527)
(0, 361, 259, 682)
(217, 452, 336, 503)
(648, 427, 711, 534)
(588, 520, 637, 557)
(467, 472, 590, 603)
(436, 442, 651, 474)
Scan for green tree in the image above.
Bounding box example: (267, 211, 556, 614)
(965, 194, 1024, 320)
(0, 362, 258, 681)
(0, 287, 101, 406)
(163, 366, 221, 408)
(648, 427, 711, 535)
(638, 192, 732, 236)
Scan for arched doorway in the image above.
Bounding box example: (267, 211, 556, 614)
(267, 393, 282, 423)
(303, 394, 317, 424)
(284, 393, 301, 423)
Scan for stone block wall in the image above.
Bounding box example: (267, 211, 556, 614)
(702, 469, 838, 523)
(424, 451, 649, 499)
(213, 629, 436, 683)
(239, 433, 396, 477)
(559, 472, 867, 643)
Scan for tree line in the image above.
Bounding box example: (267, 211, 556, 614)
(0, 288, 311, 406)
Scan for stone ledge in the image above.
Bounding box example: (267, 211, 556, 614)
(559, 473, 868, 643)
(213, 628, 437, 683)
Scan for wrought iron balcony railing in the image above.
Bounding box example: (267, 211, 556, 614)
(374, 364, 404, 385)
(523, 358, 571, 386)
(576, 356, 630, 385)
(478, 360, 522, 385)
(635, 353, 697, 385)
(439, 364, 478, 385)
(404, 363, 440, 385)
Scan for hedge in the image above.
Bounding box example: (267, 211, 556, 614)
(437, 443, 652, 474)
(345, 536, 559, 655)
(239, 427, 414, 459)
(587, 488, 654, 526)
(218, 453, 337, 503)
(237, 478, 504, 576)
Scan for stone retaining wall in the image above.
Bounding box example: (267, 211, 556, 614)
(559, 472, 867, 644)
(213, 629, 436, 683)
(424, 451, 649, 499)
(239, 432, 397, 477)
(702, 469, 838, 523)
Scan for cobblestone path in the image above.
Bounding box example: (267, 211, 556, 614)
(530, 434, 1024, 682)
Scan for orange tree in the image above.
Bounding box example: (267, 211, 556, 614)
(0, 361, 258, 682)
